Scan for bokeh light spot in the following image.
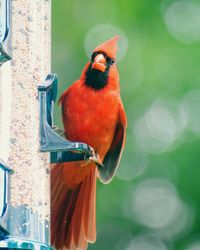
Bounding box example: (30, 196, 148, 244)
(132, 178, 181, 229)
(158, 201, 194, 240)
(134, 101, 177, 154)
(125, 234, 167, 250)
(84, 24, 128, 61)
(164, 1, 200, 43)
(186, 241, 200, 250)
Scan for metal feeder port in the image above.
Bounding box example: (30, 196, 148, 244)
(0, 159, 51, 250)
(0, 160, 13, 239)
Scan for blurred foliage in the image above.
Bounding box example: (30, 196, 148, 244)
(52, 1, 200, 249)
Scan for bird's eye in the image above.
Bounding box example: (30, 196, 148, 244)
(107, 57, 115, 65)
(110, 59, 115, 65)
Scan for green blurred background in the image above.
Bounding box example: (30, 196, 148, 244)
(52, 1, 200, 249)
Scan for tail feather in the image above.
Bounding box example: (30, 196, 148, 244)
(83, 169, 96, 242)
(51, 163, 97, 250)
(72, 180, 88, 249)
(55, 189, 72, 249)
(73, 181, 86, 245)
(83, 173, 92, 239)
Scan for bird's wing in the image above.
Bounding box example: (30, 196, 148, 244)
(98, 99, 127, 184)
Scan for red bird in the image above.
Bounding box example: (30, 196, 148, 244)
(51, 36, 127, 250)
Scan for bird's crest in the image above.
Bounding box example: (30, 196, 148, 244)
(93, 36, 120, 59)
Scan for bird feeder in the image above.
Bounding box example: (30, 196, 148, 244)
(38, 74, 95, 163)
(0, 0, 51, 249)
(0, 0, 11, 65)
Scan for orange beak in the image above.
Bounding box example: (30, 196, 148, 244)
(92, 54, 106, 72)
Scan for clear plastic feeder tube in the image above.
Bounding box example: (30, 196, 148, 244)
(0, 0, 51, 248)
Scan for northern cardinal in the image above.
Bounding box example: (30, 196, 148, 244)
(51, 36, 127, 250)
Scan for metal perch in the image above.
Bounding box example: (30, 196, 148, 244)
(38, 74, 95, 164)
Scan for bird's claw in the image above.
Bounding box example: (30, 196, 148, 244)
(89, 154, 104, 167)
(82, 149, 104, 167)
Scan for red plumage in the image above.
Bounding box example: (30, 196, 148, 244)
(51, 36, 127, 250)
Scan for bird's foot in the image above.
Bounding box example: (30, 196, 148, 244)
(89, 149, 104, 167)
(89, 154, 104, 167)
(82, 149, 104, 167)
